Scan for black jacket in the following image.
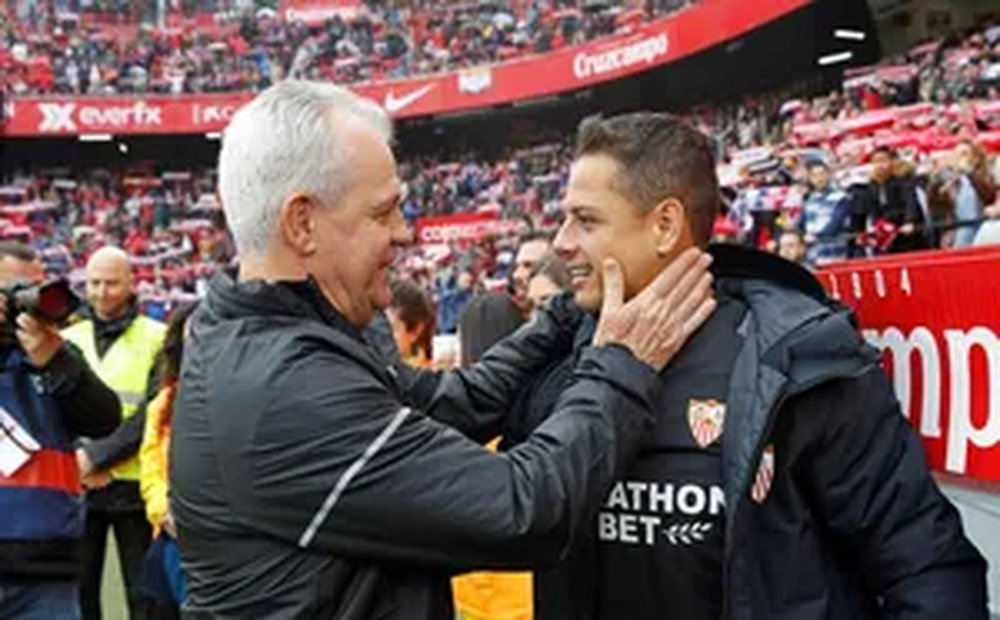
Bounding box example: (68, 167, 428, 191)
(0, 341, 121, 580)
(78, 301, 162, 512)
(848, 177, 935, 252)
(171, 274, 662, 619)
(500, 245, 987, 620)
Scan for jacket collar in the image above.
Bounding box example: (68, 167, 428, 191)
(708, 243, 878, 389)
(86, 298, 140, 341)
(714, 245, 880, 569)
(204, 271, 366, 344)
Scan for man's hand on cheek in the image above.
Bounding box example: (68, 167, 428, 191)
(593, 249, 716, 371)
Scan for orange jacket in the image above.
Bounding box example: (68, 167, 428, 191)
(452, 439, 533, 620)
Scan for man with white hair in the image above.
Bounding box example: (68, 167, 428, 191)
(171, 80, 716, 618)
(62, 246, 167, 620)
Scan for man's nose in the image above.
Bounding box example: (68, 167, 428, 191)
(392, 214, 413, 246)
(552, 223, 575, 260)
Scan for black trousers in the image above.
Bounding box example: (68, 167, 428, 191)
(79, 507, 151, 620)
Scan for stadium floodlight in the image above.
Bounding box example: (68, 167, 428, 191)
(818, 51, 853, 66)
(78, 133, 113, 142)
(206, 132, 222, 140)
(834, 29, 866, 41)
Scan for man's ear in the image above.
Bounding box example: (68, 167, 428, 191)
(279, 193, 318, 256)
(649, 197, 689, 256)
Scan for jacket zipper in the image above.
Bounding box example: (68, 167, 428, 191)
(720, 362, 875, 620)
(722, 391, 789, 620)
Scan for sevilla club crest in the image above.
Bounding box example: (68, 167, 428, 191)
(687, 399, 726, 448)
(751, 445, 776, 504)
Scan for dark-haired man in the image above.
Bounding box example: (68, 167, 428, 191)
(801, 161, 851, 265)
(849, 146, 933, 253)
(497, 113, 987, 620)
(510, 231, 553, 316)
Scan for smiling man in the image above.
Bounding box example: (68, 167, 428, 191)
(498, 113, 987, 620)
(170, 81, 717, 619)
(62, 246, 166, 620)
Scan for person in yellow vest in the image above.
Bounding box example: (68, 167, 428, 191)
(62, 246, 167, 620)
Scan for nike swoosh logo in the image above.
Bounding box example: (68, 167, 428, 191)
(384, 84, 435, 114)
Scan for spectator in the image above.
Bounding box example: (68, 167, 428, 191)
(457, 292, 525, 368)
(850, 147, 930, 254)
(386, 277, 436, 368)
(437, 269, 475, 334)
(526, 252, 571, 312)
(801, 162, 851, 265)
(62, 246, 167, 620)
(510, 231, 552, 316)
(138, 302, 200, 615)
(930, 140, 997, 247)
(452, 290, 533, 620)
(1, 1, 696, 95)
(776, 228, 807, 265)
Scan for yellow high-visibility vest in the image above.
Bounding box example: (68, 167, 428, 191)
(63, 314, 166, 482)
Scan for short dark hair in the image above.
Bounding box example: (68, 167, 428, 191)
(779, 228, 805, 241)
(529, 252, 570, 290)
(575, 113, 720, 246)
(0, 241, 37, 263)
(518, 230, 553, 246)
(459, 292, 524, 367)
(871, 146, 896, 159)
(389, 277, 436, 359)
(390, 278, 436, 334)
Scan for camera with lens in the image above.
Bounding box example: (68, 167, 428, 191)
(0, 279, 81, 346)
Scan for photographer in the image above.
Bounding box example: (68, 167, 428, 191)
(0, 242, 121, 619)
(928, 140, 998, 248)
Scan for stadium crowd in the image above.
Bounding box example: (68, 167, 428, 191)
(1, 0, 693, 95)
(2, 18, 999, 334)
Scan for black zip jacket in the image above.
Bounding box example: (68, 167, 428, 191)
(496, 245, 987, 620)
(171, 274, 664, 619)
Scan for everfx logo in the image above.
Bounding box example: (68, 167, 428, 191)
(38, 103, 76, 132)
(38, 101, 164, 133)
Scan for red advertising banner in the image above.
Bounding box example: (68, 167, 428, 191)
(817, 247, 1000, 483)
(3, 95, 247, 136)
(278, 0, 363, 24)
(2, 0, 809, 137)
(414, 212, 524, 245)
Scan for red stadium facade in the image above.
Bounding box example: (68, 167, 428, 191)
(3, 0, 809, 136)
(819, 248, 1000, 485)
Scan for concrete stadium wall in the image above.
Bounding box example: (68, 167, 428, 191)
(939, 480, 1000, 618)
